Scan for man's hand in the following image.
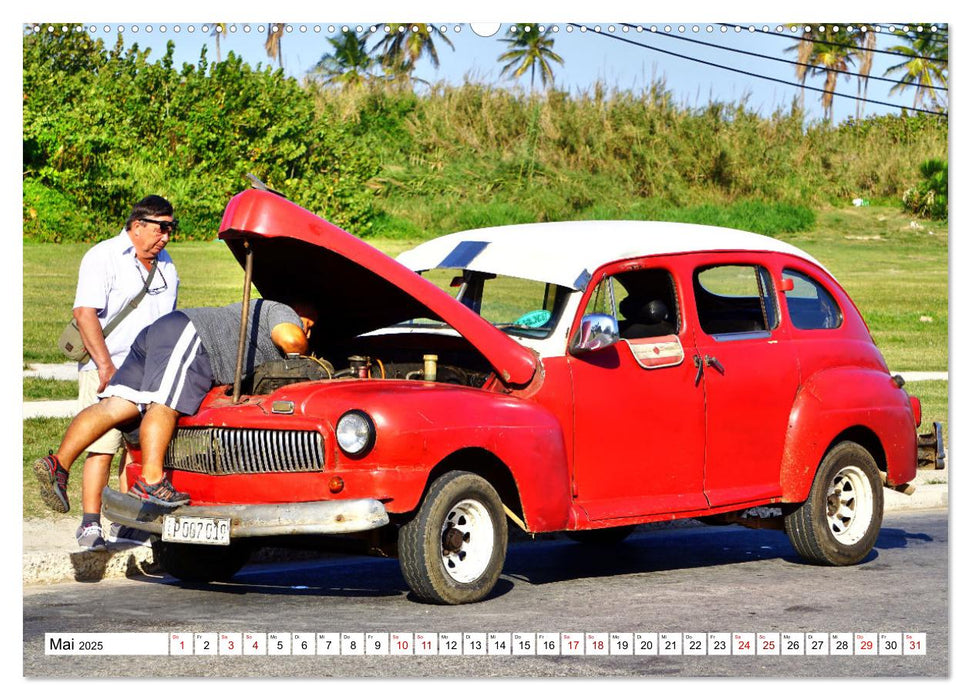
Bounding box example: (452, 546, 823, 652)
(97, 363, 117, 392)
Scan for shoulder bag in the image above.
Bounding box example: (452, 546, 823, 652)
(58, 259, 158, 364)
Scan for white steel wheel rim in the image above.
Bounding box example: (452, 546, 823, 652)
(440, 498, 495, 583)
(826, 465, 874, 545)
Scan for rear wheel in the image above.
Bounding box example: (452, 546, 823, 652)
(785, 441, 883, 566)
(153, 541, 251, 582)
(398, 471, 508, 604)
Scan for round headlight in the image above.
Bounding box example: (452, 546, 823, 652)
(336, 410, 375, 456)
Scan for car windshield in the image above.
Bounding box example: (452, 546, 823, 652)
(398, 268, 571, 339)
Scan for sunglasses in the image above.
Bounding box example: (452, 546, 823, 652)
(139, 217, 179, 234)
(135, 260, 170, 295)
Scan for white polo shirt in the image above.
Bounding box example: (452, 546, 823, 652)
(73, 229, 179, 371)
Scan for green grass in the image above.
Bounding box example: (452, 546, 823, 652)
(23, 377, 77, 401)
(22, 205, 948, 518)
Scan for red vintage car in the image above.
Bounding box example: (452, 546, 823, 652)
(104, 189, 933, 604)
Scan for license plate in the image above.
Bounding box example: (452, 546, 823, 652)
(162, 515, 231, 545)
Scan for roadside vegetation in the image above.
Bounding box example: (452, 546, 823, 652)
(24, 26, 947, 246)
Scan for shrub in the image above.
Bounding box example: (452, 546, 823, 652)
(902, 159, 948, 220)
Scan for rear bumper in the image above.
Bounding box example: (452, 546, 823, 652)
(918, 421, 947, 470)
(101, 487, 390, 538)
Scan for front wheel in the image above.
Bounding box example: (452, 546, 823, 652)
(398, 471, 508, 604)
(152, 540, 251, 582)
(785, 441, 883, 566)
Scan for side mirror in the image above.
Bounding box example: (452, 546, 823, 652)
(570, 313, 620, 355)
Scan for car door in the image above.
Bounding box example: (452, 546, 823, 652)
(687, 256, 801, 507)
(568, 261, 708, 520)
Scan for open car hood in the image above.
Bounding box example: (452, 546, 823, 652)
(218, 190, 538, 386)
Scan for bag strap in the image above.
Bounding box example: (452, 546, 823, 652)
(100, 259, 158, 339)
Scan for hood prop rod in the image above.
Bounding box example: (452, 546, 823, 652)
(232, 240, 254, 404)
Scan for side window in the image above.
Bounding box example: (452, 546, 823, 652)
(581, 270, 680, 340)
(614, 269, 679, 339)
(694, 264, 778, 337)
(783, 269, 843, 330)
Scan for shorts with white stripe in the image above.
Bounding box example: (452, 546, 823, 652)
(100, 311, 214, 415)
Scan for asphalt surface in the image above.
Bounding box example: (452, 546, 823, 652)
(22, 509, 949, 678)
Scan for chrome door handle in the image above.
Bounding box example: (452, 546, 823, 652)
(704, 355, 725, 374)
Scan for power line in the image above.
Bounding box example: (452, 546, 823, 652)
(719, 24, 948, 65)
(620, 23, 946, 93)
(570, 25, 946, 118)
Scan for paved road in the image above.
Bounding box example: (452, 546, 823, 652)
(23, 509, 948, 678)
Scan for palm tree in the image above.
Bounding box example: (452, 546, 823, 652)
(811, 29, 855, 123)
(852, 29, 877, 121)
(372, 23, 454, 83)
(312, 31, 374, 87)
(785, 25, 817, 110)
(884, 26, 948, 111)
(264, 23, 285, 70)
(209, 23, 229, 63)
(785, 26, 854, 123)
(498, 24, 564, 89)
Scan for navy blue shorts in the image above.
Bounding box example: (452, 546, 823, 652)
(101, 311, 214, 415)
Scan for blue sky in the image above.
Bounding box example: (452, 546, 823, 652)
(67, 18, 945, 125)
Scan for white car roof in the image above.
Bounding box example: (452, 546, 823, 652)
(396, 220, 825, 290)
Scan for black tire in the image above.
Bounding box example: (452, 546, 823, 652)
(398, 471, 508, 605)
(153, 540, 251, 582)
(567, 525, 636, 545)
(784, 441, 884, 566)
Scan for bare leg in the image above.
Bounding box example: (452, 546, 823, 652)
(55, 397, 140, 471)
(139, 403, 180, 484)
(81, 452, 114, 514)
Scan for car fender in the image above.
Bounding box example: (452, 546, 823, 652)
(780, 367, 919, 501)
(304, 382, 573, 531)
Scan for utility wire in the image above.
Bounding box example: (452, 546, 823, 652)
(719, 24, 948, 65)
(620, 23, 945, 92)
(570, 25, 947, 118)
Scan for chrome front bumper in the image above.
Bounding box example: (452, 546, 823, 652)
(101, 487, 390, 538)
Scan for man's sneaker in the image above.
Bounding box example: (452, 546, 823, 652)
(76, 522, 106, 552)
(107, 522, 154, 548)
(32, 453, 70, 513)
(128, 477, 190, 508)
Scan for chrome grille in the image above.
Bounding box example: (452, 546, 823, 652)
(165, 428, 324, 475)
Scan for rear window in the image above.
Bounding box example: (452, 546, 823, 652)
(783, 269, 843, 330)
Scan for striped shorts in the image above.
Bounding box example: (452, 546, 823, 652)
(100, 311, 214, 415)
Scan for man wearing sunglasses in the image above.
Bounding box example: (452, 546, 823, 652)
(66, 195, 180, 551)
